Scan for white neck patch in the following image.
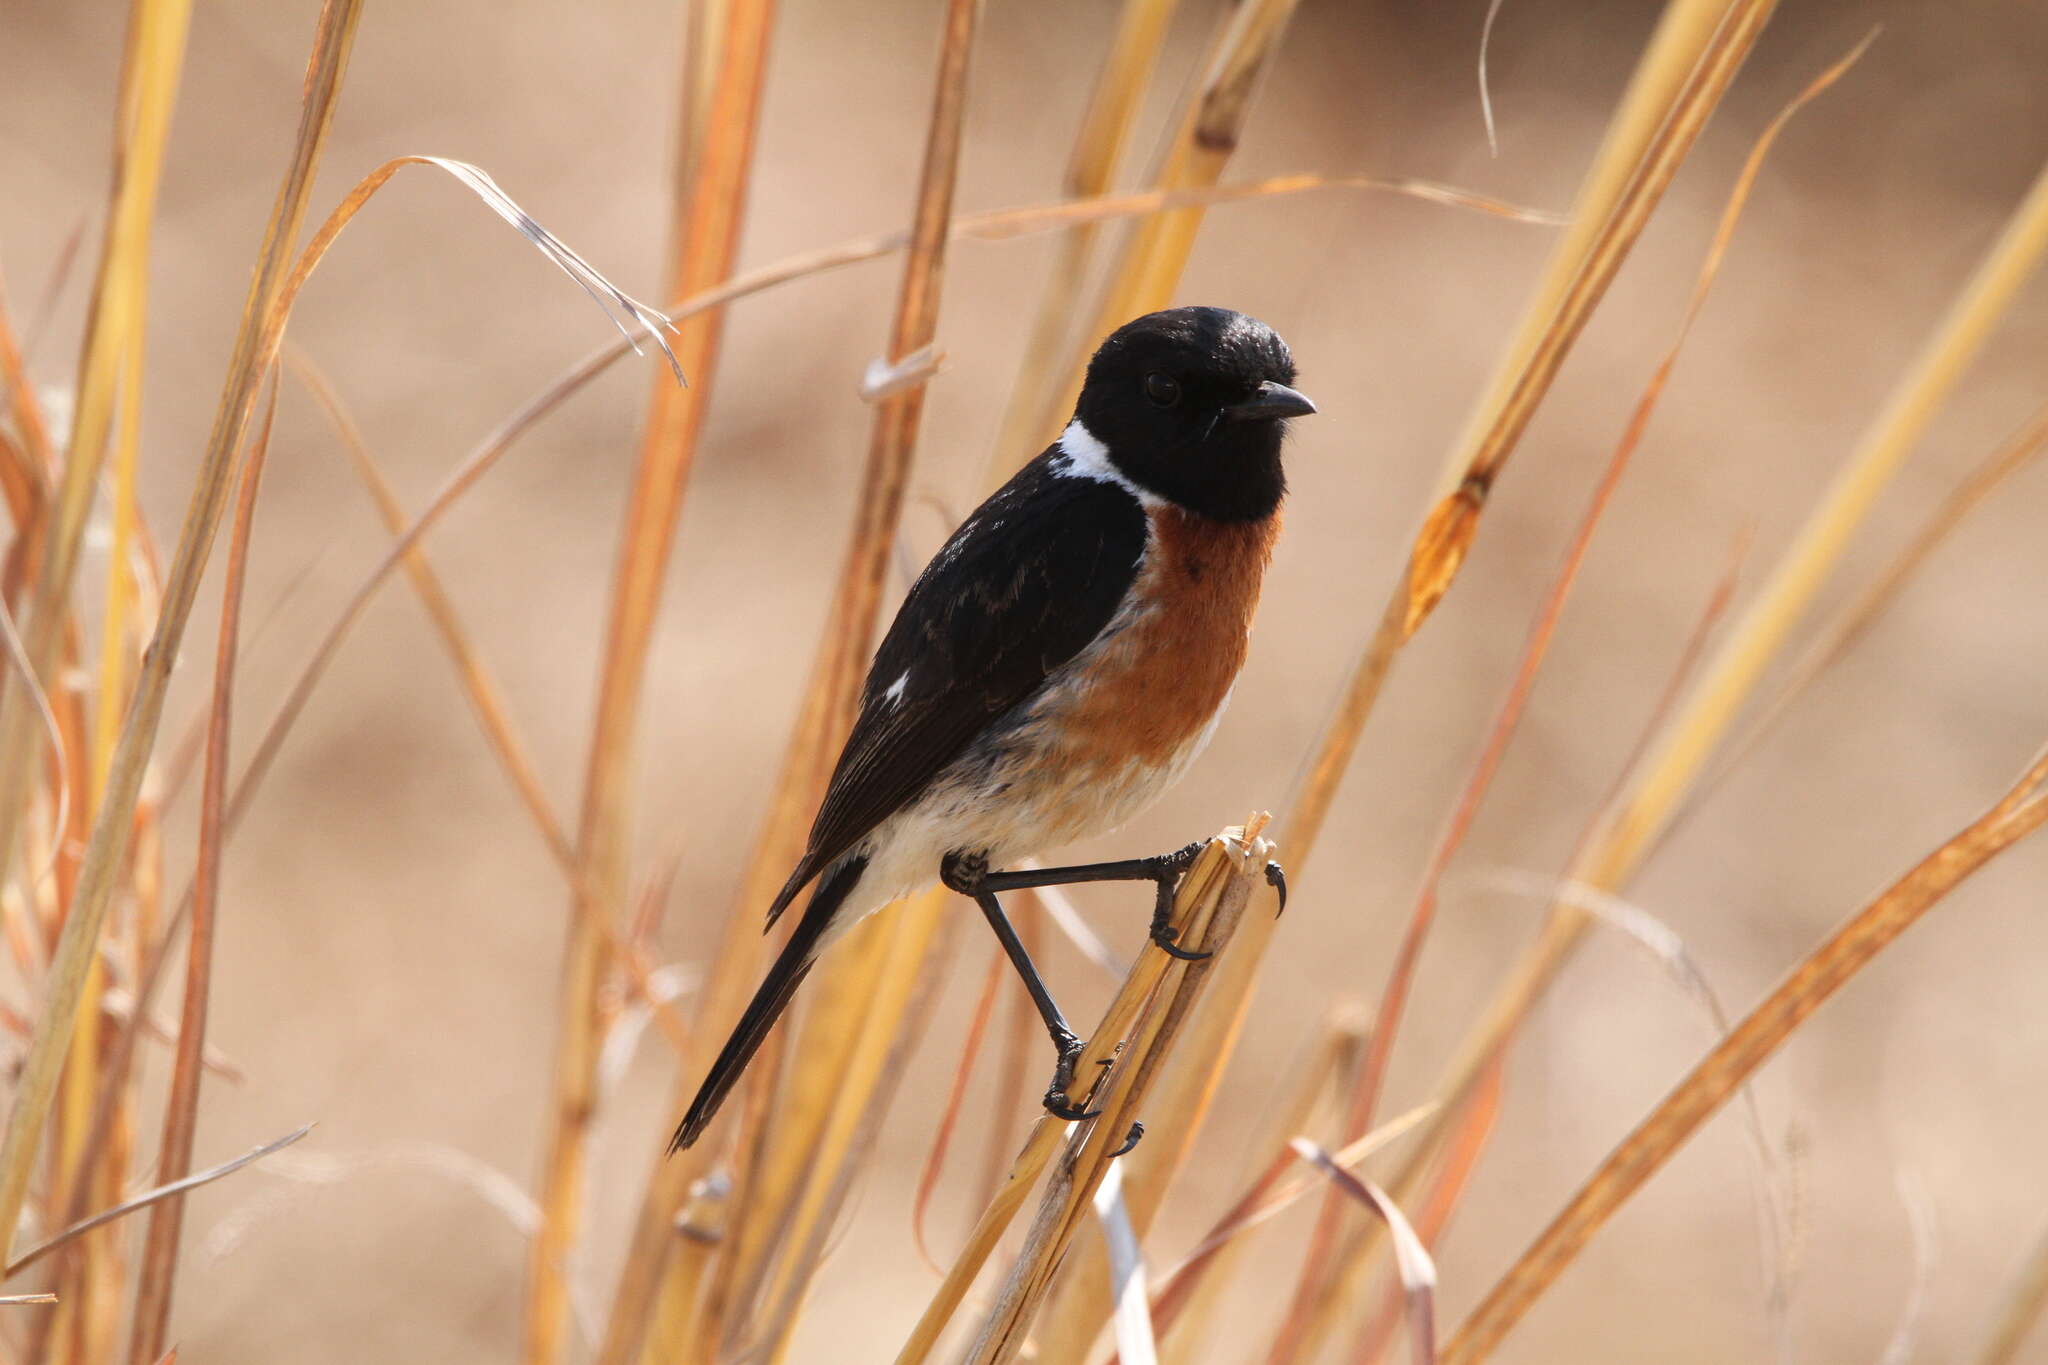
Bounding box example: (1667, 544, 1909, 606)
(1053, 419, 1161, 507)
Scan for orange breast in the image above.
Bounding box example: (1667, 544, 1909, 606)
(1057, 505, 1279, 769)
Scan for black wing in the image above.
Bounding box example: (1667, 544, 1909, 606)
(764, 450, 1148, 925)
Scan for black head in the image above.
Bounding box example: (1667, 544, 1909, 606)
(1070, 306, 1314, 522)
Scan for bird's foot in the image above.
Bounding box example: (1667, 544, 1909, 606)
(939, 848, 989, 896)
(1108, 1121, 1145, 1159)
(1147, 841, 1214, 961)
(1042, 1031, 1102, 1122)
(1266, 858, 1289, 914)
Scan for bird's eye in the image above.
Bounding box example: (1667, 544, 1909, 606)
(1143, 372, 1181, 408)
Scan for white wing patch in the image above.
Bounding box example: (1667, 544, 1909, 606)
(881, 669, 912, 707)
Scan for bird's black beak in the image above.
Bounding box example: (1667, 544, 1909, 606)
(1222, 380, 1318, 422)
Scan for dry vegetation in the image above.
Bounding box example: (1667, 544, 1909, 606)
(0, 0, 2044, 1362)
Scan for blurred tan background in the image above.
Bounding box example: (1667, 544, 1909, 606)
(5, 0, 2047, 1360)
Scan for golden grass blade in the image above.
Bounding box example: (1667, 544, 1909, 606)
(1385, 147, 2048, 1287)
(92, 311, 147, 806)
(680, 6, 985, 1353)
(1145, 1014, 1367, 1359)
(0, 0, 191, 894)
(286, 349, 575, 871)
(1437, 747, 2048, 1365)
(29, 104, 720, 1365)
(1281, 0, 1776, 870)
(1352, 1060, 1504, 1365)
(0, 272, 58, 483)
(1614, 152, 2048, 882)
(959, 832, 1275, 1365)
(0, 588, 70, 893)
(6, 1124, 311, 1279)
(712, 902, 927, 1344)
(896, 832, 1263, 1365)
(16, 217, 89, 367)
(1033, 838, 1296, 1360)
(0, 0, 363, 1271)
(1290, 1139, 1436, 1365)
(1310, 303, 1661, 1228)
(529, 0, 773, 1351)
(1275, 36, 1871, 1356)
(1683, 397, 2048, 827)
(897, 1118, 1066, 1365)
(913, 945, 1006, 1274)
(126, 370, 277, 1365)
(985, 0, 1181, 481)
(27, 9, 190, 1332)
(1313, 534, 1749, 1356)
(1274, 34, 1821, 1306)
(1435, 0, 1754, 498)
(742, 904, 954, 1365)
(42, 143, 709, 1221)
(1025, 0, 1300, 455)
(1146, 1100, 1437, 1331)
(1091, 0, 1299, 323)
(1974, 1219, 2048, 1365)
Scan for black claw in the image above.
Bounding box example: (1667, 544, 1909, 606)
(1044, 1091, 1103, 1123)
(1108, 1121, 1145, 1159)
(1266, 860, 1289, 914)
(1149, 924, 1212, 961)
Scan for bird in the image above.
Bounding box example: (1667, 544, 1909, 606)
(672, 305, 1315, 1152)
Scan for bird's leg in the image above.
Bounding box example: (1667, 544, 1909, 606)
(941, 851, 1100, 1122)
(980, 840, 1215, 960)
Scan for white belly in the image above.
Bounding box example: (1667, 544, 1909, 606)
(817, 685, 1230, 947)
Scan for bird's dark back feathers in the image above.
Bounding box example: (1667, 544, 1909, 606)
(763, 449, 1148, 925)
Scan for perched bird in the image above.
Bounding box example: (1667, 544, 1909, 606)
(673, 305, 1315, 1152)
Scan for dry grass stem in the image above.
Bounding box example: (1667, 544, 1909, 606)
(897, 830, 1274, 1365)
(0, 0, 191, 897)
(1290, 1139, 1437, 1365)
(986, 0, 1182, 482)
(536, 2, 776, 1358)
(693, 3, 982, 1350)
(7, 1125, 311, 1280)
(125, 371, 277, 1364)
(1270, 36, 1868, 1355)
(287, 349, 575, 871)
(1438, 747, 2048, 1364)
(594, 3, 983, 1358)
(1385, 146, 2048, 1277)
(1686, 396, 2048, 823)
(959, 831, 1275, 1365)
(1042, 0, 1302, 447)
(1282, 0, 1778, 872)
(0, 0, 364, 1270)
(1140, 1009, 1368, 1353)
(1973, 1218, 2048, 1365)
(0, 7, 2026, 1360)
(913, 944, 1008, 1274)
(1032, 817, 1298, 1360)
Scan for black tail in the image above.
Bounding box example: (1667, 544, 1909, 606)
(670, 853, 869, 1152)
